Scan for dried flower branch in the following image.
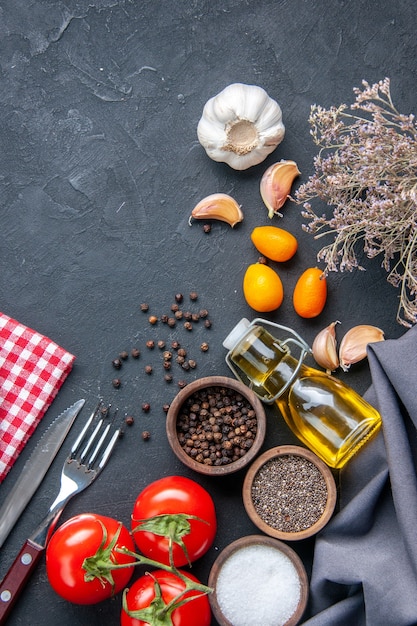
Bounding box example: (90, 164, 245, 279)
(295, 78, 417, 327)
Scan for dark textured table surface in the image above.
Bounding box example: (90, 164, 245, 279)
(0, 1, 415, 624)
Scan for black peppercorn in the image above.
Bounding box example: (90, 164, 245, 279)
(131, 347, 140, 358)
(189, 291, 198, 301)
(119, 351, 129, 360)
(200, 342, 209, 352)
(112, 358, 122, 369)
(184, 321, 193, 331)
(175, 293, 183, 303)
(125, 416, 134, 426)
(144, 365, 153, 375)
(140, 303, 149, 312)
(112, 378, 121, 388)
(142, 402, 151, 412)
(142, 430, 151, 440)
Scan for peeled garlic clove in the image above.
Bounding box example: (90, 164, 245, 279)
(260, 160, 301, 219)
(190, 193, 244, 227)
(339, 325, 385, 371)
(312, 321, 340, 372)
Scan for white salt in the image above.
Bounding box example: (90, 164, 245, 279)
(215, 544, 301, 626)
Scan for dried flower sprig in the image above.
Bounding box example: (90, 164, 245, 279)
(295, 78, 417, 327)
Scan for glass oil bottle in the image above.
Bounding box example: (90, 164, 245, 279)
(223, 318, 381, 469)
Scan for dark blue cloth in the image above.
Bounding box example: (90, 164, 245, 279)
(304, 325, 417, 626)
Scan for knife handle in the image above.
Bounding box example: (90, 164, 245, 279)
(0, 541, 44, 624)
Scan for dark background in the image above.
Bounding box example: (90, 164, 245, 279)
(0, 1, 415, 624)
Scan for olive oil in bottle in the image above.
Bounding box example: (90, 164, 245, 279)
(223, 319, 381, 469)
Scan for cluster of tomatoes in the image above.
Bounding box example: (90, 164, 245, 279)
(45, 475, 217, 625)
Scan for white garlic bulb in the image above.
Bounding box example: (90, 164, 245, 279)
(197, 83, 285, 170)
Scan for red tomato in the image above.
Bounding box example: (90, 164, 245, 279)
(120, 569, 211, 626)
(131, 476, 217, 567)
(46, 513, 136, 604)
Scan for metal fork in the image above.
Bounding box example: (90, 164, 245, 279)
(0, 402, 121, 625)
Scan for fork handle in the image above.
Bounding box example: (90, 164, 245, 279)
(0, 540, 44, 624)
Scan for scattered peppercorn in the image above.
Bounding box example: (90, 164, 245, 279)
(177, 348, 187, 357)
(200, 342, 209, 352)
(163, 351, 172, 360)
(174, 310, 183, 319)
(125, 416, 135, 426)
(178, 380, 187, 388)
(112, 358, 122, 369)
(163, 403, 170, 413)
(161, 314, 169, 323)
(170, 303, 179, 312)
(167, 318, 176, 327)
(131, 347, 140, 358)
(164, 373, 173, 383)
(148, 315, 158, 325)
(183, 311, 192, 320)
(171, 340, 180, 350)
(140, 303, 149, 312)
(188, 359, 197, 369)
(175, 293, 183, 303)
(204, 319, 212, 329)
(142, 402, 151, 412)
(199, 309, 209, 318)
(112, 378, 121, 388)
(146, 340, 155, 349)
(191, 313, 200, 323)
(184, 321, 193, 331)
(189, 291, 198, 301)
(144, 365, 153, 375)
(258, 256, 268, 265)
(119, 351, 129, 360)
(142, 430, 151, 440)
(203, 223, 211, 233)
(163, 360, 172, 370)
(157, 340, 166, 349)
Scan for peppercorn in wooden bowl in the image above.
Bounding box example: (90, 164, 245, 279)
(242, 445, 337, 541)
(166, 376, 267, 476)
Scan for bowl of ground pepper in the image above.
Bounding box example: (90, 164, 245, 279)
(166, 376, 267, 476)
(243, 445, 337, 541)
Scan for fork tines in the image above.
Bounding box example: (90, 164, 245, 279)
(70, 401, 120, 470)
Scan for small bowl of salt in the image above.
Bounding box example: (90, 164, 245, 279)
(208, 535, 308, 626)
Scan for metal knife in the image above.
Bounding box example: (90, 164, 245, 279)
(0, 399, 85, 548)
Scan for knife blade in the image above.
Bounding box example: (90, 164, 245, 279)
(0, 398, 85, 548)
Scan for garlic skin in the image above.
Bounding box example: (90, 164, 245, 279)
(312, 321, 340, 372)
(260, 160, 301, 219)
(339, 325, 385, 371)
(197, 83, 285, 171)
(190, 193, 244, 227)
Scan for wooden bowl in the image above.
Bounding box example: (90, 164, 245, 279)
(208, 535, 309, 626)
(166, 376, 266, 476)
(243, 445, 337, 541)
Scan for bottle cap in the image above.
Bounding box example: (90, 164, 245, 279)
(223, 318, 251, 350)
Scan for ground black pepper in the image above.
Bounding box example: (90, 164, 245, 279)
(176, 386, 257, 467)
(251, 455, 328, 533)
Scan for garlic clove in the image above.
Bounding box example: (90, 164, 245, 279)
(312, 321, 340, 372)
(189, 193, 244, 228)
(260, 160, 301, 219)
(339, 325, 385, 371)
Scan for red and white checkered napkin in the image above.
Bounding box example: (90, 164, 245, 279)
(0, 312, 76, 483)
